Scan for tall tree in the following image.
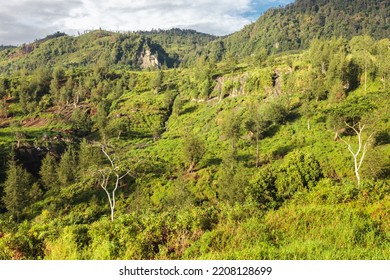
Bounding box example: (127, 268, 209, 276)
(57, 147, 78, 187)
(39, 154, 59, 192)
(349, 35, 376, 92)
(149, 70, 163, 94)
(3, 157, 34, 220)
(245, 105, 269, 167)
(222, 111, 242, 152)
(376, 39, 390, 89)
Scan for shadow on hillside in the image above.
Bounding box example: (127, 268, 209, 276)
(263, 124, 280, 138)
(271, 145, 294, 159)
(285, 111, 300, 122)
(180, 105, 197, 115)
(236, 154, 252, 163)
(204, 157, 222, 167)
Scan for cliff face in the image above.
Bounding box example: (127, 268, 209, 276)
(139, 48, 160, 69)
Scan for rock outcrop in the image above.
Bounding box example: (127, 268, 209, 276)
(139, 48, 160, 69)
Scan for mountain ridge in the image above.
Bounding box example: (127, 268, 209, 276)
(0, 0, 388, 70)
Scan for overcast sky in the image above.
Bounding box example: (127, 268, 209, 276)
(0, 0, 293, 45)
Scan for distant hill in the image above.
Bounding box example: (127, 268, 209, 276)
(222, 0, 389, 58)
(139, 28, 217, 63)
(0, 45, 16, 51)
(0, 30, 172, 71)
(0, 29, 217, 72)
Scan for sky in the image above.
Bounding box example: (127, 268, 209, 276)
(0, 0, 293, 45)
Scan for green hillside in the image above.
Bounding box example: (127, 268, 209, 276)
(223, 0, 389, 58)
(0, 29, 216, 72)
(0, 0, 389, 260)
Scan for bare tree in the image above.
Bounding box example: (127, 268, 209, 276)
(338, 122, 373, 187)
(98, 145, 133, 221)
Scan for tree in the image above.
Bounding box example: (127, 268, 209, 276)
(222, 111, 242, 151)
(3, 157, 34, 220)
(39, 154, 59, 192)
(376, 39, 390, 89)
(262, 101, 288, 125)
(70, 108, 92, 135)
(173, 95, 185, 116)
(194, 57, 214, 99)
(57, 147, 78, 187)
(328, 96, 377, 186)
(106, 117, 130, 140)
(182, 134, 206, 173)
(245, 105, 269, 167)
(349, 36, 376, 92)
(50, 66, 65, 105)
(0, 77, 7, 99)
(149, 70, 163, 94)
(338, 122, 373, 187)
(0, 99, 7, 118)
(78, 139, 102, 175)
(94, 101, 109, 141)
(253, 47, 267, 67)
(308, 38, 346, 77)
(73, 82, 87, 106)
(96, 145, 133, 221)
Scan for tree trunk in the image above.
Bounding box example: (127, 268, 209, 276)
(355, 168, 361, 187)
(187, 161, 195, 173)
(256, 136, 259, 168)
(364, 62, 367, 92)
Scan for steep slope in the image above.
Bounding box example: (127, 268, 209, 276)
(223, 0, 389, 57)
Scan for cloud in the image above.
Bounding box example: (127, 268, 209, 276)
(0, 0, 293, 45)
(0, 0, 82, 45)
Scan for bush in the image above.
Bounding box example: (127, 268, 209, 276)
(246, 165, 278, 209)
(275, 151, 323, 199)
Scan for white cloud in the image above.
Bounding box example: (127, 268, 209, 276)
(0, 0, 293, 45)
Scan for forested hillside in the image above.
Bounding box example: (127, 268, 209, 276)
(222, 0, 389, 57)
(0, 0, 389, 260)
(0, 29, 215, 72)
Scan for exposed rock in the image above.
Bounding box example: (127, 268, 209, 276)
(272, 70, 282, 96)
(213, 73, 249, 100)
(139, 48, 160, 69)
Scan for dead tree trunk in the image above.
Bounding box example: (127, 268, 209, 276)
(339, 123, 373, 187)
(98, 145, 131, 221)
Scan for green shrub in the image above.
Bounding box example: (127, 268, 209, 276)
(275, 151, 323, 199)
(246, 165, 278, 209)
